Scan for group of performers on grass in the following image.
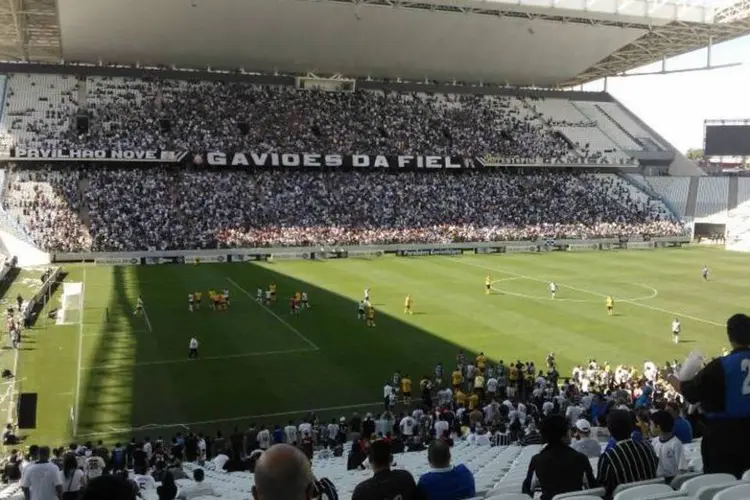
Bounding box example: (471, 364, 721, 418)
(188, 289, 229, 312)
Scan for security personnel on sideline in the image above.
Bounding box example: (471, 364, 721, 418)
(668, 313, 750, 477)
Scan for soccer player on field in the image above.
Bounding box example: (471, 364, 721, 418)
(256, 288, 263, 302)
(289, 295, 298, 315)
(301, 292, 309, 309)
(485, 275, 492, 295)
(208, 289, 216, 309)
(133, 295, 144, 316)
(364, 287, 370, 302)
(269, 282, 277, 303)
(357, 300, 366, 320)
(188, 293, 194, 312)
(606, 295, 614, 316)
(366, 304, 376, 327)
(404, 295, 413, 315)
(672, 318, 681, 344)
(401, 374, 412, 405)
(223, 288, 230, 306)
(434, 362, 443, 386)
(451, 367, 463, 391)
(549, 281, 557, 299)
(702, 265, 709, 281)
(188, 337, 199, 359)
(264, 289, 272, 305)
(194, 291, 202, 311)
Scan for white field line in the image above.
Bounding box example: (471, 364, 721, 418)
(83, 347, 318, 370)
(226, 277, 320, 350)
(450, 258, 724, 328)
(141, 305, 153, 333)
(73, 263, 87, 436)
(76, 400, 393, 438)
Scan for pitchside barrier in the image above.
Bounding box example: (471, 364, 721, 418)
(50, 236, 691, 264)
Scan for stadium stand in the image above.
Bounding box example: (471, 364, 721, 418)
(646, 177, 691, 220)
(1, 168, 684, 252)
(694, 178, 730, 221)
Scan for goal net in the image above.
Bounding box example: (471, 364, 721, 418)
(57, 282, 83, 326)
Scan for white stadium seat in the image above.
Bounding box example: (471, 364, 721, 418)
(613, 484, 673, 500)
(613, 478, 665, 494)
(552, 487, 606, 499)
(714, 483, 750, 500)
(679, 474, 737, 496)
(483, 494, 531, 500)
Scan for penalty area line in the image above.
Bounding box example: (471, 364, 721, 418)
(450, 258, 724, 328)
(226, 277, 320, 351)
(75, 400, 401, 438)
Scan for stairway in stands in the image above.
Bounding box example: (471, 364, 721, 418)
(685, 177, 700, 218)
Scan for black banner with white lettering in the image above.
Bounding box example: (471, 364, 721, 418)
(396, 248, 463, 257)
(9, 148, 188, 162)
(196, 152, 474, 169)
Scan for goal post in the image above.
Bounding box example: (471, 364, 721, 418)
(57, 282, 83, 326)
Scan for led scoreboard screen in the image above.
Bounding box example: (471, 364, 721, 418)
(704, 124, 750, 156)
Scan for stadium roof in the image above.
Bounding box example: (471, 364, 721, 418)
(0, 0, 749, 87)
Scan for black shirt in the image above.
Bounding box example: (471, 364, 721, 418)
(597, 439, 658, 497)
(351, 469, 421, 500)
(522, 443, 596, 500)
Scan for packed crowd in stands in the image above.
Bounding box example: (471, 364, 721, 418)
(2, 168, 684, 252)
(7, 78, 593, 165)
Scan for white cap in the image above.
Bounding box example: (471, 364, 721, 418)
(575, 419, 591, 432)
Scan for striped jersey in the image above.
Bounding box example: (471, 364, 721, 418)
(597, 439, 658, 495)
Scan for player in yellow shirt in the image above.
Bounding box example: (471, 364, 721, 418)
(401, 375, 412, 405)
(208, 289, 216, 309)
(468, 392, 479, 410)
(606, 296, 614, 316)
(451, 368, 463, 390)
(404, 295, 413, 315)
(366, 305, 376, 327)
(455, 389, 467, 406)
(194, 291, 202, 311)
(270, 283, 277, 303)
(485, 275, 492, 295)
(476, 352, 487, 371)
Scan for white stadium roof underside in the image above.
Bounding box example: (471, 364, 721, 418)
(0, 0, 748, 87)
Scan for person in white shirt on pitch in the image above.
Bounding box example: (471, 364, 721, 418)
(197, 435, 206, 460)
(326, 419, 339, 446)
(364, 288, 370, 302)
(549, 281, 557, 298)
(672, 318, 681, 344)
(188, 337, 199, 359)
(399, 415, 415, 437)
(383, 383, 393, 410)
(298, 421, 312, 438)
(257, 425, 271, 450)
(284, 421, 298, 444)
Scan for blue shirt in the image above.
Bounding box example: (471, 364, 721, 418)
(417, 464, 476, 500)
(605, 431, 643, 452)
(672, 416, 693, 444)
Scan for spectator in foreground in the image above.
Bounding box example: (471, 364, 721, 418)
(176, 468, 219, 499)
(522, 415, 596, 500)
(252, 443, 338, 500)
(156, 471, 177, 500)
(669, 313, 750, 478)
(61, 453, 85, 499)
(665, 401, 692, 444)
(570, 419, 601, 458)
(21, 446, 63, 500)
(650, 410, 684, 482)
(417, 440, 475, 500)
(351, 440, 419, 500)
(597, 410, 658, 498)
(81, 475, 136, 500)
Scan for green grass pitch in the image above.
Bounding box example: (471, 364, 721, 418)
(2, 246, 745, 445)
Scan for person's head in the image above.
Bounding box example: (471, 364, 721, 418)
(81, 475, 137, 500)
(368, 439, 392, 473)
(63, 454, 78, 476)
(650, 410, 675, 437)
(252, 444, 314, 500)
(427, 440, 451, 469)
(727, 313, 750, 348)
(193, 468, 204, 483)
(161, 471, 175, 488)
(38, 446, 51, 461)
(665, 401, 680, 418)
(540, 415, 570, 445)
(574, 419, 591, 437)
(607, 410, 634, 441)
(27, 444, 39, 461)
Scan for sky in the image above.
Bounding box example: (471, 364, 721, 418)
(581, 33, 750, 154)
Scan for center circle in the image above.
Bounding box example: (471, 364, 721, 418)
(490, 278, 658, 303)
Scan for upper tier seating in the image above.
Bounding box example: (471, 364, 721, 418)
(694, 177, 729, 221)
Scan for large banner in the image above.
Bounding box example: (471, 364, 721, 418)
(10, 148, 188, 162)
(200, 152, 473, 169)
(396, 248, 463, 257)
